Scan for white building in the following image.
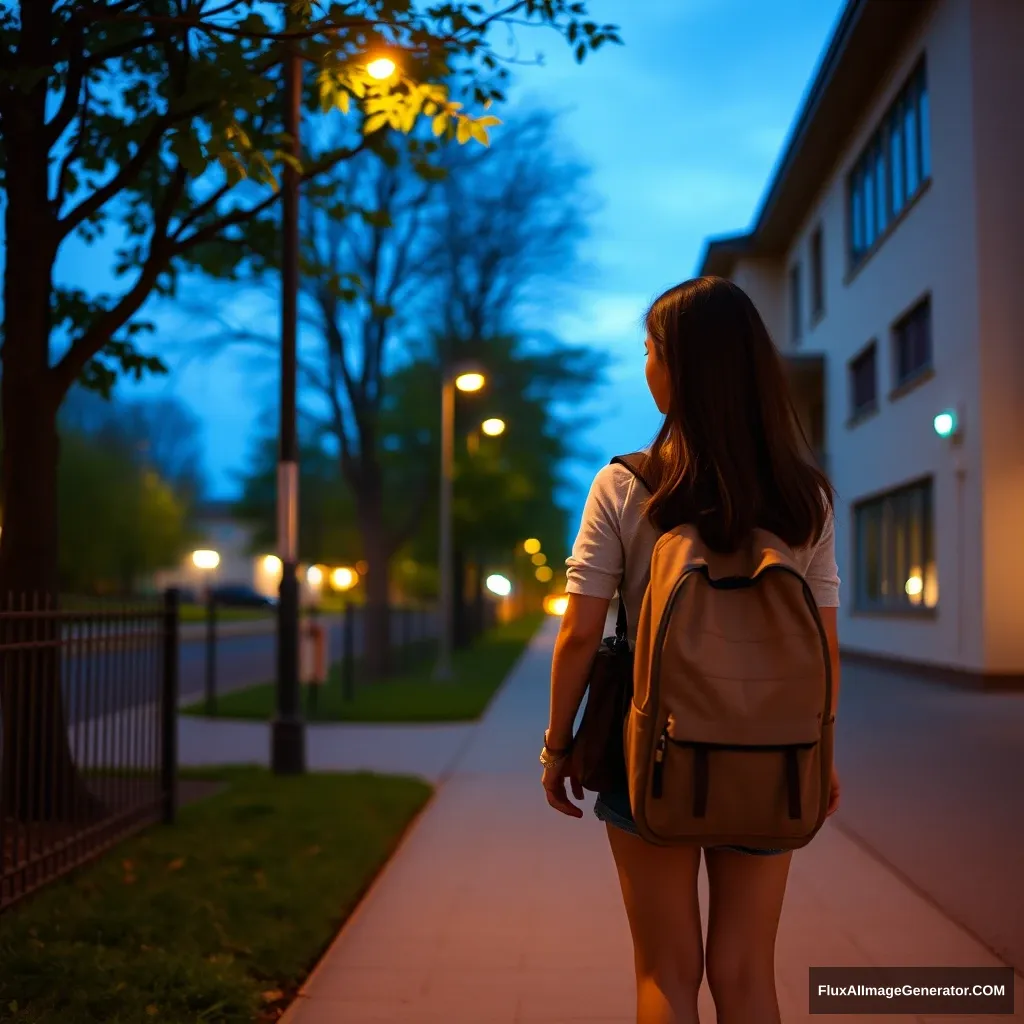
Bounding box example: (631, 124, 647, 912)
(698, 0, 1024, 687)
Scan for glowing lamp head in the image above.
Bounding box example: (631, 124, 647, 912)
(262, 554, 282, 575)
(455, 372, 485, 393)
(192, 549, 220, 571)
(307, 565, 324, 587)
(331, 567, 357, 591)
(523, 538, 541, 555)
(481, 417, 506, 437)
(485, 574, 513, 597)
(933, 410, 958, 438)
(366, 57, 396, 80)
(905, 574, 924, 597)
(544, 594, 569, 617)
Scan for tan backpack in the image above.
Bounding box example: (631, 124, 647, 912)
(617, 454, 834, 851)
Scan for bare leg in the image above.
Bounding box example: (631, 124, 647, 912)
(704, 848, 792, 1024)
(606, 824, 704, 1024)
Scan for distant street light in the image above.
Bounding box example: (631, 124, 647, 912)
(307, 565, 324, 587)
(531, 552, 547, 566)
(481, 417, 506, 437)
(263, 554, 282, 576)
(535, 565, 554, 583)
(485, 574, 513, 597)
(192, 550, 220, 571)
(366, 56, 397, 80)
(437, 364, 487, 680)
(331, 566, 358, 591)
(523, 538, 541, 555)
(543, 594, 569, 617)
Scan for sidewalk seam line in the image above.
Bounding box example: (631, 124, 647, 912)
(832, 818, 1021, 976)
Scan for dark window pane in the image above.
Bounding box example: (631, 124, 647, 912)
(850, 343, 877, 415)
(864, 165, 876, 248)
(811, 228, 824, 315)
(789, 264, 802, 343)
(894, 297, 931, 384)
(905, 99, 920, 195)
(919, 79, 931, 180)
(875, 144, 887, 234)
(891, 113, 905, 213)
(851, 175, 863, 255)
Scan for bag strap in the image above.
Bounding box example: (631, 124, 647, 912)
(610, 451, 654, 494)
(608, 451, 654, 641)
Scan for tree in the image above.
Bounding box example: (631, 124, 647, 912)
(0, 0, 619, 821)
(0, 0, 619, 598)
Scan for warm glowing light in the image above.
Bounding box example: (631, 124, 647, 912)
(356, 560, 369, 574)
(481, 418, 506, 437)
(544, 594, 569, 617)
(535, 565, 554, 583)
(331, 567, 357, 591)
(307, 565, 324, 587)
(531, 552, 547, 566)
(485, 574, 513, 597)
(905, 573, 924, 599)
(455, 372, 485, 392)
(933, 410, 957, 438)
(523, 538, 541, 555)
(262, 555, 282, 575)
(366, 57, 396, 80)
(192, 549, 220, 571)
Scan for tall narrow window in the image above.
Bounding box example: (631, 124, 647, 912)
(892, 295, 932, 388)
(919, 71, 931, 180)
(874, 142, 887, 236)
(789, 263, 802, 345)
(849, 341, 878, 419)
(904, 93, 920, 196)
(810, 227, 824, 319)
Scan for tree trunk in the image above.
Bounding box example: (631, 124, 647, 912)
(453, 546, 470, 649)
(0, 62, 99, 823)
(356, 481, 392, 681)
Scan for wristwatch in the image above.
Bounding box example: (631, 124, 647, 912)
(539, 731, 572, 769)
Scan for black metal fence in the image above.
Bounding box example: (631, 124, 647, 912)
(0, 590, 178, 912)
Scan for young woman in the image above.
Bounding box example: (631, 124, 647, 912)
(540, 276, 842, 1024)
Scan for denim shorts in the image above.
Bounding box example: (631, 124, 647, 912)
(594, 784, 787, 856)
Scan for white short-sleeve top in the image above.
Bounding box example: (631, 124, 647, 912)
(564, 461, 841, 640)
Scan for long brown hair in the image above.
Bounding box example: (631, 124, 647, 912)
(641, 276, 833, 552)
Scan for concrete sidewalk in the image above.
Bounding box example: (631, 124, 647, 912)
(283, 619, 1023, 1023)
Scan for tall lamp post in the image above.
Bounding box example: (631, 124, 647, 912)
(435, 367, 486, 680)
(271, 26, 305, 775)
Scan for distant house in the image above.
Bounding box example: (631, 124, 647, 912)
(698, 0, 1024, 687)
(153, 501, 323, 604)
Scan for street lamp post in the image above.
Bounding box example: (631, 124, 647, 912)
(435, 368, 486, 680)
(271, 27, 305, 774)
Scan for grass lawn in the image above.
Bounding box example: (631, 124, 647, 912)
(0, 767, 431, 1024)
(181, 613, 544, 724)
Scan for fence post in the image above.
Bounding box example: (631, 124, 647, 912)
(204, 592, 217, 715)
(162, 588, 180, 825)
(342, 600, 355, 701)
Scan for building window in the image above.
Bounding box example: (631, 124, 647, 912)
(848, 58, 930, 268)
(848, 342, 877, 419)
(854, 478, 937, 611)
(789, 263, 802, 345)
(892, 295, 932, 389)
(810, 226, 824, 319)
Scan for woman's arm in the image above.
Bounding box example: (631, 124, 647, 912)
(819, 605, 841, 717)
(545, 593, 611, 750)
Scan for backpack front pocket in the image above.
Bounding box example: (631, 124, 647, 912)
(644, 723, 825, 842)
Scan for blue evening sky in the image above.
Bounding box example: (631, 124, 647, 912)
(89, 0, 848, 533)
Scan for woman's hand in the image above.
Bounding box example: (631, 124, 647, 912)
(826, 763, 841, 817)
(542, 755, 584, 818)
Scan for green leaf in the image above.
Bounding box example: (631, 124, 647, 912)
(169, 130, 206, 177)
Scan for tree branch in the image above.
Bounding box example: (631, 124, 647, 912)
(45, 13, 86, 143)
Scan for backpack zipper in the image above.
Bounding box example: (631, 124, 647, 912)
(652, 727, 668, 798)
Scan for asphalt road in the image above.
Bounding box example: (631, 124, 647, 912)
(834, 658, 1024, 975)
(58, 608, 438, 723)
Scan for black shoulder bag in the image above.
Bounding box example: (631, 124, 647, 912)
(570, 452, 652, 793)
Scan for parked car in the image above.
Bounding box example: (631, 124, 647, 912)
(208, 584, 277, 608)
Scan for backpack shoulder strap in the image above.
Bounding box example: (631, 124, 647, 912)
(610, 451, 654, 494)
